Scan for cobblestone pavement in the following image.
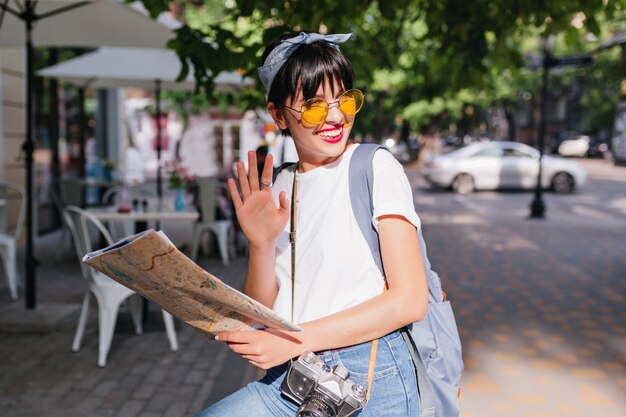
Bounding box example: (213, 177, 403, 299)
(0, 222, 258, 417)
(405, 158, 626, 417)
(0, 158, 624, 417)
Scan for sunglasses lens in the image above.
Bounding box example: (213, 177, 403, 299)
(297, 91, 364, 125)
(302, 98, 328, 125)
(339, 90, 364, 116)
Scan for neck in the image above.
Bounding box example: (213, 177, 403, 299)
(297, 158, 337, 173)
(296, 143, 354, 173)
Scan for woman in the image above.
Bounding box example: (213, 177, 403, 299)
(195, 31, 428, 417)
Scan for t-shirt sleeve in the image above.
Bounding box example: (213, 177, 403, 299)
(371, 150, 421, 231)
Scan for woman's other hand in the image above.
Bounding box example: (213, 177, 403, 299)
(216, 329, 303, 369)
(228, 151, 290, 250)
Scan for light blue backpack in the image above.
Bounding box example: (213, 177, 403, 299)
(349, 143, 464, 417)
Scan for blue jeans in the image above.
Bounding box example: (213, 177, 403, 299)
(194, 331, 420, 417)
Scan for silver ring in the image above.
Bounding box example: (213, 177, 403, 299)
(260, 181, 272, 189)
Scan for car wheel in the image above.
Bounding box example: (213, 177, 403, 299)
(552, 172, 575, 194)
(452, 173, 475, 194)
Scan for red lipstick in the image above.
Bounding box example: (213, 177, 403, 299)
(316, 125, 344, 144)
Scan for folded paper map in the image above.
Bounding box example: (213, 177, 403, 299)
(83, 229, 301, 335)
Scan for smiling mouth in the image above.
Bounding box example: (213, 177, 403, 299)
(317, 126, 343, 142)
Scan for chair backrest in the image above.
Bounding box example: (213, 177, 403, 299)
(101, 184, 156, 206)
(196, 176, 218, 223)
(0, 181, 26, 240)
(63, 206, 115, 282)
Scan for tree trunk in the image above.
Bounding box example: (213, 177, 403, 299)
(504, 103, 517, 141)
(399, 119, 410, 143)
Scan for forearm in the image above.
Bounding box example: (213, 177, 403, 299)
(216, 279, 426, 370)
(217, 227, 428, 370)
(242, 244, 279, 308)
(296, 281, 426, 353)
(296, 217, 428, 353)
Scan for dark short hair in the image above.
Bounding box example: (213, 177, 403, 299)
(261, 32, 355, 136)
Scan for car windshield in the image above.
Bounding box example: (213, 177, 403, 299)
(441, 144, 483, 157)
(505, 148, 535, 158)
(472, 148, 503, 157)
(442, 142, 539, 159)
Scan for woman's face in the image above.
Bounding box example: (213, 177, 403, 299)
(269, 78, 355, 171)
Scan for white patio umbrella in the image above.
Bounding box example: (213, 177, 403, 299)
(37, 46, 250, 91)
(0, 0, 181, 309)
(38, 46, 253, 206)
(0, 1, 180, 47)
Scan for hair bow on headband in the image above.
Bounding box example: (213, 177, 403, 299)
(258, 32, 355, 92)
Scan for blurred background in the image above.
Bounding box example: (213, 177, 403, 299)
(0, 1, 624, 416)
(2, 1, 625, 231)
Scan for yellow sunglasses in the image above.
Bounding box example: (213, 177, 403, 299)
(283, 89, 365, 126)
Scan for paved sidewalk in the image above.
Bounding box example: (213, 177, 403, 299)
(404, 159, 626, 417)
(0, 223, 259, 417)
(0, 159, 624, 417)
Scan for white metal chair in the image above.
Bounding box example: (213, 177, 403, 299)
(190, 177, 233, 265)
(100, 184, 157, 239)
(63, 206, 178, 367)
(101, 184, 156, 206)
(0, 182, 25, 300)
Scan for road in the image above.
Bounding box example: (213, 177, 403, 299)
(406, 157, 626, 417)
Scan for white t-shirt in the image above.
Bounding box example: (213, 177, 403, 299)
(271, 144, 421, 324)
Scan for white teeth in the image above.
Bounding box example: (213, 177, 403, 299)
(318, 128, 341, 137)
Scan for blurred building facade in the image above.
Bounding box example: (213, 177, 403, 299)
(0, 46, 258, 239)
(0, 48, 26, 241)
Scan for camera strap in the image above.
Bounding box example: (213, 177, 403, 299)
(289, 165, 379, 401)
(366, 339, 378, 401)
(365, 282, 389, 401)
(290, 165, 298, 324)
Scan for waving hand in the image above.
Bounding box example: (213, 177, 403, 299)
(227, 151, 290, 250)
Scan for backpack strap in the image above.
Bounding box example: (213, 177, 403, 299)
(348, 143, 437, 417)
(348, 144, 385, 273)
(273, 161, 298, 182)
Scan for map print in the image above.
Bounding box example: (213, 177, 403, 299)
(83, 230, 301, 335)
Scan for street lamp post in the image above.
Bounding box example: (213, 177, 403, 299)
(528, 43, 593, 219)
(529, 47, 550, 218)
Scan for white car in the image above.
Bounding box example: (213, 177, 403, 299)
(422, 141, 587, 194)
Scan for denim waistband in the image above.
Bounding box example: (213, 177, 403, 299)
(314, 330, 401, 355)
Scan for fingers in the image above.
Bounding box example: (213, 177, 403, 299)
(217, 331, 261, 355)
(216, 331, 288, 370)
(217, 331, 260, 346)
(227, 342, 259, 356)
(234, 151, 272, 202)
(246, 151, 273, 192)
(278, 191, 290, 216)
(260, 154, 274, 190)
(247, 360, 264, 369)
(234, 349, 271, 369)
(236, 160, 251, 200)
(247, 150, 260, 191)
(227, 178, 242, 210)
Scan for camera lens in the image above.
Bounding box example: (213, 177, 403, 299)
(296, 392, 337, 417)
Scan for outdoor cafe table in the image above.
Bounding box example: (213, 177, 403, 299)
(86, 204, 199, 237)
(86, 204, 199, 324)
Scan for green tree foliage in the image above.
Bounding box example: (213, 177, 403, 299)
(137, 0, 624, 138)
